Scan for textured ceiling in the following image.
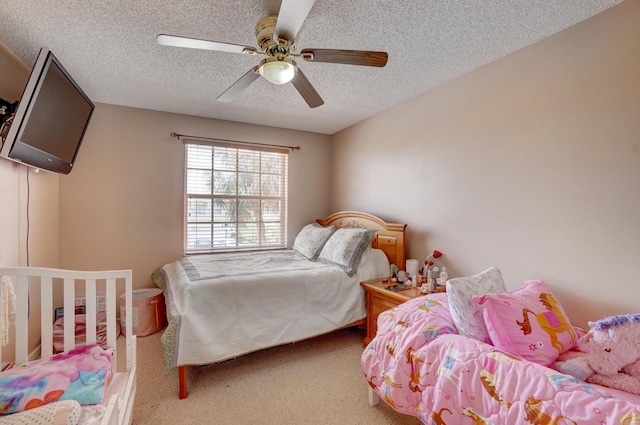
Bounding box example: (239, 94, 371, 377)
(0, 1, 623, 135)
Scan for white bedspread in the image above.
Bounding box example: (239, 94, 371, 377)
(158, 249, 389, 368)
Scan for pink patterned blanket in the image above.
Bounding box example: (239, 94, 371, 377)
(361, 294, 640, 424)
(0, 344, 112, 415)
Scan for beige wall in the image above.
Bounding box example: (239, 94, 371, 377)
(58, 104, 333, 288)
(0, 40, 59, 360)
(331, 1, 640, 327)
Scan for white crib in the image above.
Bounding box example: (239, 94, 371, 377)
(0, 267, 137, 425)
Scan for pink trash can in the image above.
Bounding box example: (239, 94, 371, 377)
(120, 288, 166, 336)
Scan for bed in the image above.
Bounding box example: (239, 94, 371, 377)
(361, 268, 640, 424)
(152, 211, 406, 399)
(0, 267, 136, 425)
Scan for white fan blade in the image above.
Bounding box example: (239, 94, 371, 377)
(274, 0, 316, 43)
(157, 34, 256, 55)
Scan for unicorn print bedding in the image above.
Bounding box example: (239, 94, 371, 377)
(361, 286, 640, 424)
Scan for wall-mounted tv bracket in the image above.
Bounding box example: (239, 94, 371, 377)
(0, 97, 19, 145)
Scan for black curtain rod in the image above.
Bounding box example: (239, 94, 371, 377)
(170, 132, 300, 151)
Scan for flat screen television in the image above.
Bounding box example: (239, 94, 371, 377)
(0, 47, 94, 174)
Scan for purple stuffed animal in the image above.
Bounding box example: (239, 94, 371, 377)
(555, 314, 640, 395)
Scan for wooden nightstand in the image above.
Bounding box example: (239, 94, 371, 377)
(360, 278, 424, 345)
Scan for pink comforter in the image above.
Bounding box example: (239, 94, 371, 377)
(361, 293, 640, 424)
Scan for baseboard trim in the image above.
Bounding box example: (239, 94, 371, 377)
(29, 344, 41, 361)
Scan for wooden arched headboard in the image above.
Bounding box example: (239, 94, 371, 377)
(316, 211, 407, 270)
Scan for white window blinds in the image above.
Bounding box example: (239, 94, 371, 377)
(184, 141, 288, 254)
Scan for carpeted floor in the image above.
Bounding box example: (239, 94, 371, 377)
(124, 327, 422, 424)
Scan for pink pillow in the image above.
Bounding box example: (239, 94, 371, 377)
(473, 280, 577, 366)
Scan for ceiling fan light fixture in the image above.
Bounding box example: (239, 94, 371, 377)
(259, 58, 295, 85)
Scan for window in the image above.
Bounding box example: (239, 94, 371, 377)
(184, 141, 288, 254)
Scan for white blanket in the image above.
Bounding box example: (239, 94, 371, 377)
(158, 249, 389, 368)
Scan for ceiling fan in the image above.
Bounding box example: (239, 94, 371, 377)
(156, 0, 388, 108)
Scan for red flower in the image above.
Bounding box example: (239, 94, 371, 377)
(424, 251, 443, 272)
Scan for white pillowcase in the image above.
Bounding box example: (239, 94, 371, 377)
(318, 228, 376, 276)
(292, 224, 336, 260)
(445, 266, 507, 342)
(357, 247, 391, 282)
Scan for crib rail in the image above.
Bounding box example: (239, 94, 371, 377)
(0, 267, 133, 372)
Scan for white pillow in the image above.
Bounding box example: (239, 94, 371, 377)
(317, 228, 376, 276)
(357, 247, 391, 282)
(445, 266, 507, 342)
(292, 224, 336, 260)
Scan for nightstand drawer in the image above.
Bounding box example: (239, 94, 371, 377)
(361, 278, 422, 345)
(371, 296, 400, 337)
(360, 279, 422, 345)
(372, 296, 399, 318)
